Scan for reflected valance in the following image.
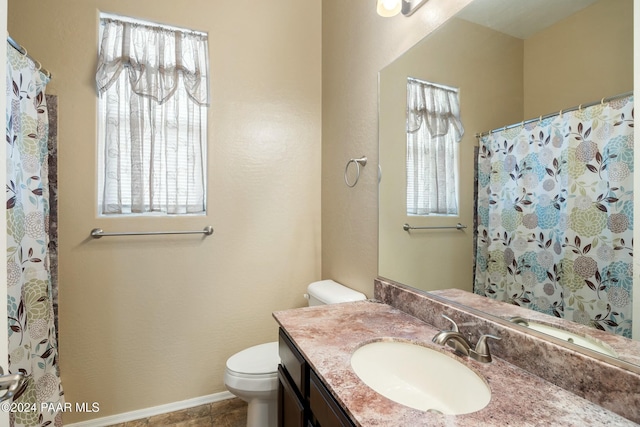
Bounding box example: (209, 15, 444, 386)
(407, 80, 464, 140)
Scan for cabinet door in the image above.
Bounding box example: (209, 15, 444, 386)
(279, 329, 308, 395)
(309, 370, 355, 427)
(278, 365, 305, 427)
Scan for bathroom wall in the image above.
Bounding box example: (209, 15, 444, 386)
(321, 0, 474, 294)
(523, 0, 633, 118)
(8, 0, 321, 422)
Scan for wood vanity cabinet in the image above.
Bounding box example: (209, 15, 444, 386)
(278, 328, 356, 427)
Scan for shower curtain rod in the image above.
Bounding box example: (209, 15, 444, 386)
(7, 35, 51, 78)
(475, 90, 633, 138)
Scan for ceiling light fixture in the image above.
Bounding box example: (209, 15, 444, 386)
(376, 0, 402, 17)
(377, 0, 430, 17)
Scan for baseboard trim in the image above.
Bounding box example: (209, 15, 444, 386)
(65, 391, 236, 427)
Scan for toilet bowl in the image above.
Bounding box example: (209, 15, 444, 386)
(223, 280, 366, 427)
(224, 342, 280, 427)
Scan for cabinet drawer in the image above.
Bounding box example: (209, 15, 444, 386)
(309, 370, 355, 427)
(279, 328, 308, 395)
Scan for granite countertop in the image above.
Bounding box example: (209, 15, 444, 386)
(273, 300, 635, 427)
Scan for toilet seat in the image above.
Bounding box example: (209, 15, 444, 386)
(226, 342, 280, 376)
(224, 342, 280, 395)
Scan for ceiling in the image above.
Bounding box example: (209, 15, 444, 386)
(456, 0, 600, 39)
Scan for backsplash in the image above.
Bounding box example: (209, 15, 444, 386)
(374, 278, 640, 423)
(433, 287, 640, 366)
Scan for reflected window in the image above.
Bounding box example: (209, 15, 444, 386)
(406, 78, 464, 216)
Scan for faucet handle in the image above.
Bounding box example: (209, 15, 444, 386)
(440, 314, 459, 332)
(473, 334, 501, 363)
(507, 316, 529, 326)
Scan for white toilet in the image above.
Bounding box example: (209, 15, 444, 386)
(223, 280, 366, 427)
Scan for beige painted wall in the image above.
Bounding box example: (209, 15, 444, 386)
(378, 18, 523, 292)
(8, 0, 321, 422)
(524, 0, 633, 118)
(321, 0, 474, 296)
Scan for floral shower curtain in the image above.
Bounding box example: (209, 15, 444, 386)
(474, 95, 634, 338)
(6, 44, 63, 426)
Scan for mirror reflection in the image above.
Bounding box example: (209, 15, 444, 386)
(378, 0, 635, 364)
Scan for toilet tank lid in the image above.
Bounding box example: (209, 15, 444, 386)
(226, 342, 280, 375)
(307, 280, 367, 304)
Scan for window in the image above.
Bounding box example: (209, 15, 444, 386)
(96, 14, 209, 215)
(406, 78, 463, 216)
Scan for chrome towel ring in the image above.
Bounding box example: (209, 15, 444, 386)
(344, 156, 367, 187)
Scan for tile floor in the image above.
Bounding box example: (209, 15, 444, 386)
(106, 397, 247, 427)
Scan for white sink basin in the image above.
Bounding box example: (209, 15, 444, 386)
(525, 322, 618, 357)
(350, 340, 491, 415)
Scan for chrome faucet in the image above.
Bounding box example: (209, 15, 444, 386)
(432, 330, 472, 355)
(432, 315, 501, 363)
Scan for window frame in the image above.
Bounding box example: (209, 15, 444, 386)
(96, 13, 209, 216)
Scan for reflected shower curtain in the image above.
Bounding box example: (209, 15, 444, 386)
(6, 45, 63, 426)
(474, 95, 634, 338)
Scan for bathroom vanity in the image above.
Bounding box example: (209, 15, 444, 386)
(278, 328, 355, 427)
(273, 281, 639, 426)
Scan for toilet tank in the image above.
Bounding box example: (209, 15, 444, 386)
(305, 280, 367, 306)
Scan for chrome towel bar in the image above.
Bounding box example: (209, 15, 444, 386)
(403, 223, 467, 231)
(90, 226, 214, 239)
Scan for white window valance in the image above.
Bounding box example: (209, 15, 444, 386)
(96, 17, 209, 106)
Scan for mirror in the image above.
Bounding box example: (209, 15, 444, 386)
(378, 0, 637, 366)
